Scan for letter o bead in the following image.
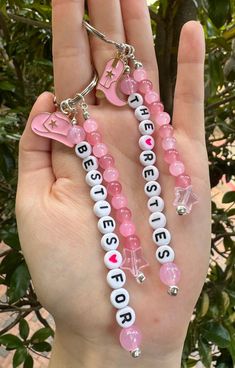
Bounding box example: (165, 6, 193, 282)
(156, 245, 175, 264)
(116, 306, 136, 328)
(110, 288, 130, 309)
(107, 268, 126, 289)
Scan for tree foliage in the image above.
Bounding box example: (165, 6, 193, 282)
(0, 0, 234, 366)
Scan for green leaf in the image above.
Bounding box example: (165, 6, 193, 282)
(208, 0, 231, 28)
(31, 342, 51, 352)
(202, 322, 231, 348)
(0, 80, 15, 92)
(0, 250, 23, 275)
(7, 262, 30, 303)
(31, 328, 52, 343)
(222, 191, 235, 203)
(198, 337, 212, 367)
(19, 319, 29, 341)
(0, 334, 23, 349)
(0, 227, 21, 250)
(0, 143, 15, 179)
(23, 354, 34, 368)
(227, 208, 235, 217)
(13, 347, 27, 368)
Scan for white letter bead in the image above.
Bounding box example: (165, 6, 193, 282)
(156, 245, 175, 264)
(116, 306, 136, 328)
(152, 227, 171, 246)
(86, 170, 103, 187)
(135, 105, 150, 121)
(128, 93, 143, 109)
(82, 155, 98, 172)
(104, 250, 122, 269)
(90, 185, 107, 202)
(139, 135, 155, 150)
(110, 288, 130, 309)
(139, 120, 155, 135)
(93, 200, 111, 218)
(101, 233, 119, 251)
(149, 212, 166, 229)
(75, 141, 92, 159)
(140, 150, 156, 166)
(144, 181, 161, 197)
(107, 268, 126, 289)
(98, 216, 116, 234)
(147, 195, 164, 212)
(142, 165, 159, 181)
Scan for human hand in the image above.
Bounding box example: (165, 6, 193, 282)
(16, 1, 211, 367)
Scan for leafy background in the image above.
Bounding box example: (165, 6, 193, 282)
(0, 0, 234, 367)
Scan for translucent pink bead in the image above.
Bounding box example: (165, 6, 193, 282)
(155, 112, 171, 126)
(169, 161, 185, 176)
(87, 131, 102, 146)
(159, 124, 173, 138)
(67, 125, 85, 144)
(125, 235, 140, 250)
(175, 174, 191, 188)
(83, 119, 98, 133)
(138, 79, 153, 94)
(112, 194, 127, 210)
(99, 154, 115, 169)
(162, 137, 176, 151)
(120, 326, 142, 352)
(164, 149, 180, 164)
(119, 221, 136, 237)
(149, 102, 164, 115)
(103, 167, 119, 182)
(120, 75, 138, 95)
(145, 91, 160, 105)
(133, 68, 147, 82)
(93, 143, 108, 158)
(159, 262, 181, 286)
(107, 181, 122, 196)
(116, 207, 132, 223)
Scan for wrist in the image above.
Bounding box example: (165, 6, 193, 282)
(49, 326, 183, 368)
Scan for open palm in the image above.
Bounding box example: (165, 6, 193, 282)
(16, 1, 211, 367)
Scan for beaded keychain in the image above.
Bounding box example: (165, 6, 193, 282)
(82, 21, 194, 295)
(31, 74, 143, 357)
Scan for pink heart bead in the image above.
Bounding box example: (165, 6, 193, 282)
(159, 262, 181, 286)
(119, 326, 142, 352)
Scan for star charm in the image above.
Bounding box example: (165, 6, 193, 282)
(121, 248, 149, 278)
(173, 186, 198, 214)
(48, 119, 57, 128)
(106, 70, 115, 78)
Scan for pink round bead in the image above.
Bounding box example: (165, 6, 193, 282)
(87, 131, 102, 146)
(159, 262, 181, 286)
(93, 143, 108, 158)
(169, 161, 185, 176)
(155, 112, 171, 126)
(103, 167, 119, 182)
(111, 194, 127, 210)
(149, 101, 164, 115)
(119, 221, 136, 237)
(133, 68, 147, 82)
(159, 124, 173, 138)
(175, 174, 191, 188)
(164, 149, 180, 164)
(116, 207, 132, 223)
(99, 154, 115, 170)
(162, 137, 176, 151)
(120, 326, 142, 352)
(120, 75, 138, 95)
(144, 91, 160, 105)
(107, 181, 122, 196)
(67, 125, 85, 144)
(125, 235, 140, 250)
(83, 119, 98, 133)
(138, 79, 153, 94)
